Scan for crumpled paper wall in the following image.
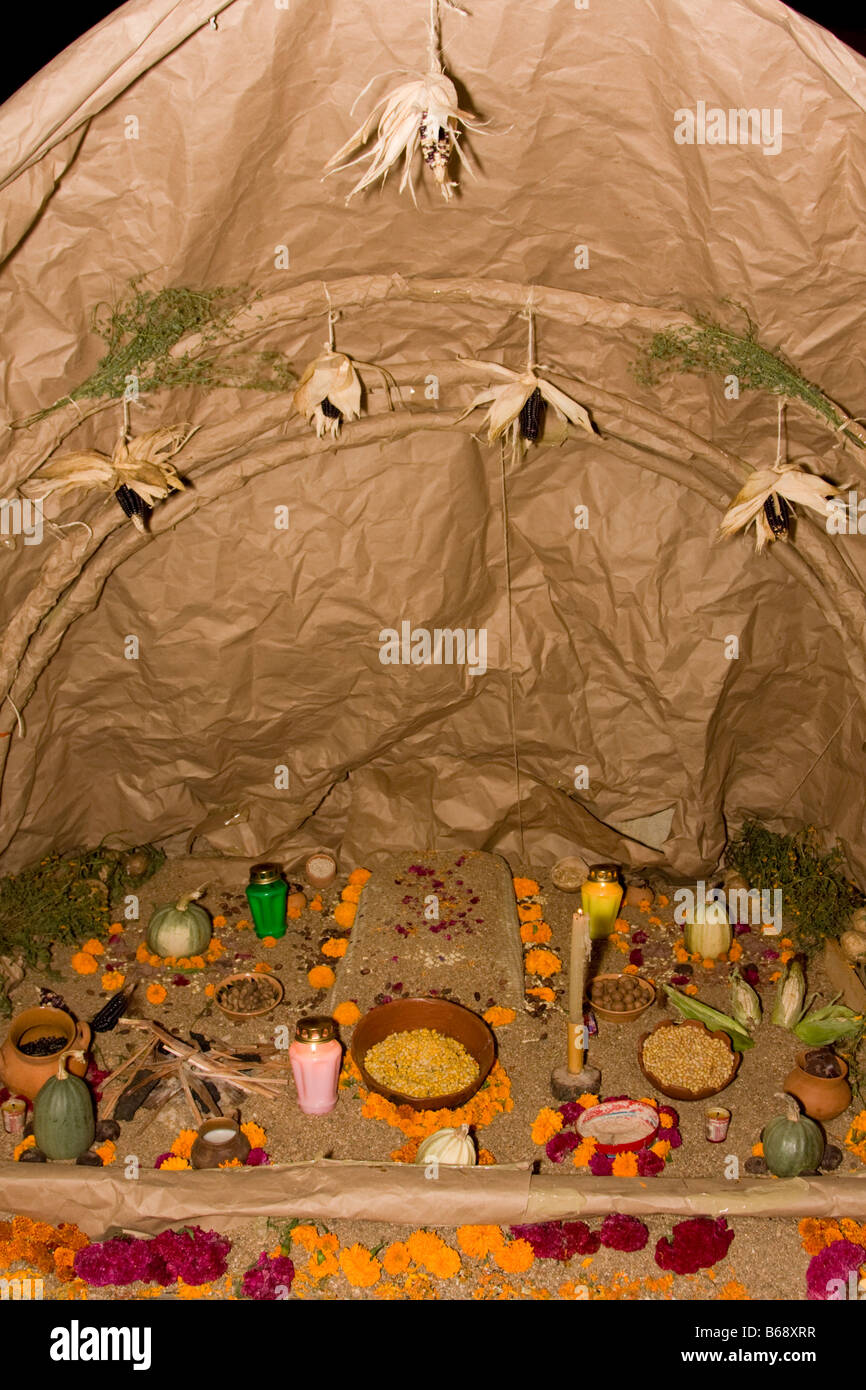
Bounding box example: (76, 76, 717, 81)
(0, 0, 864, 878)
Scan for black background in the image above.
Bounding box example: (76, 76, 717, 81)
(1, 1, 865, 106)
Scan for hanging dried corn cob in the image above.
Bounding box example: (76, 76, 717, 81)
(292, 350, 362, 439)
(114, 483, 151, 531)
(719, 463, 838, 553)
(518, 387, 545, 442)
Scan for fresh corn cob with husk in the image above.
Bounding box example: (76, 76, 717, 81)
(793, 999, 863, 1045)
(728, 968, 762, 1031)
(662, 984, 755, 1051)
(770, 960, 806, 1028)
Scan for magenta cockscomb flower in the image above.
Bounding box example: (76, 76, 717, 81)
(637, 1147, 666, 1176)
(805, 1240, 864, 1301)
(588, 1151, 614, 1176)
(241, 1251, 296, 1300)
(599, 1215, 649, 1251)
(654, 1218, 734, 1275)
(546, 1130, 582, 1164)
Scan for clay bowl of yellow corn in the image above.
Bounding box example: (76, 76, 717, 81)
(638, 1018, 740, 1101)
(351, 998, 496, 1110)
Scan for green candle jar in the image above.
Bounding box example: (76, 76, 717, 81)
(246, 863, 288, 939)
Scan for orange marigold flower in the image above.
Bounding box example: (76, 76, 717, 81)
(241, 1122, 267, 1149)
(309, 894, 324, 912)
(406, 1230, 461, 1278)
(146, 982, 167, 1005)
(82, 938, 104, 956)
(205, 983, 215, 997)
(261, 936, 277, 948)
(728, 942, 743, 961)
(651, 1140, 671, 1160)
(333, 1000, 361, 1026)
(291, 1225, 320, 1253)
(171, 1130, 199, 1160)
(347, 868, 372, 886)
(611, 1152, 639, 1176)
(457, 1225, 505, 1258)
(524, 948, 561, 978)
(483, 1006, 515, 1027)
(520, 919, 552, 943)
(136, 942, 151, 963)
(512, 877, 540, 898)
(719, 1280, 750, 1300)
(321, 937, 348, 958)
(780, 950, 794, 964)
(769, 970, 782, 983)
(674, 946, 690, 963)
(71, 952, 98, 975)
(478, 1148, 497, 1165)
(382, 1242, 412, 1276)
(518, 902, 543, 922)
(101, 971, 125, 991)
(334, 901, 356, 930)
(308, 965, 335, 989)
(218, 1158, 243, 1168)
(341, 883, 363, 904)
(492, 1238, 534, 1274)
(254, 962, 271, 973)
(308, 1250, 339, 1280)
(623, 963, 639, 975)
(648, 916, 662, 927)
(578, 1093, 600, 1108)
(659, 1112, 674, 1129)
(287, 902, 303, 920)
(526, 985, 555, 1002)
(95, 1141, 116, 1166)
(684, 984, 699, 996)
(159, 1155, 191, 1171)
(108, 921, 123, 935)
(751, 1142, 764, 1157)
(781, 937, 794, 948)
(212, 915, 227, 928)
(13, 1135, 36, 1160)
(572, 1138, 598, 1168)
(339, 1243, 381, 1288)
(531, 1107, 563, 1145)
(702, 958, 716, 970)
(614, 918, 630, 932)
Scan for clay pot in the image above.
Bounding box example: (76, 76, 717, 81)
(0, 1008, 91, 1101)
(784, 1051, 852, 1122)
(190, 1117, 251, 1170)
(304, 850, 337, 890)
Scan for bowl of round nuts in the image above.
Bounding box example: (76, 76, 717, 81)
(589, 972, 656, 1022)
(351, 997, 495, 1110)
(638, 1018, 740, 1100)
(214, 970, 284, 1021)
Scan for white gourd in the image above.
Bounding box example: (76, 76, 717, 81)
(848, 907, 866, 935)
(146, 888, 212, 958)
(683, 899, 732, 959)
(415, 1124, 477, 1167)
(840, 930, 866, 962)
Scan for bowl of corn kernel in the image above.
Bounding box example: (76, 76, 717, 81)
(351, 998, 496, 1109)
(638, 1018, 740, 1101)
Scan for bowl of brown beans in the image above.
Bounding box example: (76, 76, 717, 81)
(638, 1018, 740, 1100)
(589, 972, 656, 1022)
(351, 998, 495, 1110)
(214, 970, 284, 1021)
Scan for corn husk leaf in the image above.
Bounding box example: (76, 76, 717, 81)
(292, 351, 362, 439)
(770, 960, 806, 1028)
(662, 984, 755, 1051)
(457, 361, 594, 445)
(31, 427, 191, 507)
(793, 999, 863, 1045)
(325, 70, 476, 204)
(729, 968, 762, 1031)
(719, 462, 840, 553)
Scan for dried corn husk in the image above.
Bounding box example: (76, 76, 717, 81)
(770, 960, 806, 1028)
(840, 930, 866, 962)
(30, 426, 192, 531)
(729, 969, 762, 1031)
(457, 360, 594, 455)
(325, 69, 478, 203)
(292, 351, 362, 438)
(718, 461, 840, 553)
(793, 999, 863, 1045)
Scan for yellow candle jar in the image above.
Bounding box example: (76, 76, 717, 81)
(581, 864, 624, 939)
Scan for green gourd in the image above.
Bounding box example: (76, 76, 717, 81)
(34, 1054, 95, 1160)
(146, 888, 212, 958)
(762, 1093, 824, 1177)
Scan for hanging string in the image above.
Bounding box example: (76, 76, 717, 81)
(778, 695, 860, 811)
(322, 284, 337, 350)
(499, 435, 525, 859)
(774, 396, 786, 467)
(3, 694, 25, 739)
(522, 298, 536, 372)
(427, 0, 441, 72)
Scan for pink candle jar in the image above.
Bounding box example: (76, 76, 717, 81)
(289, 1016, 342, 1115)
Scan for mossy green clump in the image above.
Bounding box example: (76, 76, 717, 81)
(633, 306, 863, 449)
(727, 819, 864, 955)
(13, 282, 296, 426)
(0, 844, 164, 1015)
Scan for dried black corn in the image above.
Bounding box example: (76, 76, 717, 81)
(114, 484, 151, 530)
(90, 981, 136, 1033)
(518, 387, 545, 442)
(320, 397, 342, 422)
(763, 492, 791, 539)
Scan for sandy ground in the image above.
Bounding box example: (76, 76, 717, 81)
(0, 853, 860, 1301)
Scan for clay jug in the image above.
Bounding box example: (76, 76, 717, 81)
(784, 1050, 852, 1122)
(0, 1007, 91, 1101)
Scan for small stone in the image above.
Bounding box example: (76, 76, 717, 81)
(95, 1118, 121, 1142)
(76, 1150, 103, 1166)
(676, 963, 694, 977)
(819, 1144, 843, 1171)
(19, 1146, 47, 1163)
(744, 1156, 768, 1175)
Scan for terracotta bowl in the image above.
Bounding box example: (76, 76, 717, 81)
(351, 997, 495, 1111)
(190, 1118, 251, 1170)
(589, 972, 656, 1022)
(638, 1018, 741, 1101)
(214, 971, 284, 1021)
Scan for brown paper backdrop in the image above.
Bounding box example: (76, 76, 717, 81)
(0, 0, 865, 878)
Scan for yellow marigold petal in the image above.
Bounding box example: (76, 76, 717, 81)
(347, 868, 372, 886)
(483, 1006, 515, 1027)
(333, 1000, 361, 1026)
(308, 964, 335, 989)
(334, 902, 356, 929)
(321, 936, 348, 958)
(82, 938, 104, 956)
(146, 983, 167, 1005)
(531, 1107, 563, 1145)
(71, 952, 99, 975)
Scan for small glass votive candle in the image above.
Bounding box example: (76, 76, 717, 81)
(1, 1097, 27, 1136)
(705, 1106, 731, 1142)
